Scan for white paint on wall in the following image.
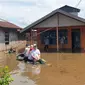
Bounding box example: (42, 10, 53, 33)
(0, 30, 5, 43)
(35, 14, 58, 28)
(59, 14, 85, 26)
(0, 29, 19, 50)
(0, 30, 18, 43)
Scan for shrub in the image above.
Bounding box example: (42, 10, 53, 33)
(0, 66, 14, 85)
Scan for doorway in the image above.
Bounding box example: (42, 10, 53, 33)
(71, 29, 81, 52)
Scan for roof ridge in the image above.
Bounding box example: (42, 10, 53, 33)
(59, 5, 80, 12)
(0, 18, 22, 29)
(0, 20, 22, 29)
(60, 5, 80, 10)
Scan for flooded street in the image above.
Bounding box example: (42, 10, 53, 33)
(1, 51, 85, 85)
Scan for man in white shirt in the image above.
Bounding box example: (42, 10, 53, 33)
(28, 44, 40, 64)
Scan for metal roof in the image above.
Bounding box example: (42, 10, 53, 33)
(21, 7, 85, 33)
(0, 21, 22, 29)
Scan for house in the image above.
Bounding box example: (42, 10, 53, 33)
(0, 20, 24, 51)
(21, 5, 85, 52)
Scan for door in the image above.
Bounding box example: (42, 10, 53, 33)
(72, 29, 81, 52)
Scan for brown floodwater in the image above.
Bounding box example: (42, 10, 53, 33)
(1, 51, 85, 85)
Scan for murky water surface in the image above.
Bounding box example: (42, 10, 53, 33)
(0, 52, 85, 85)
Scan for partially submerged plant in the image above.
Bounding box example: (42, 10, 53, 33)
(0, 66, 14, 85)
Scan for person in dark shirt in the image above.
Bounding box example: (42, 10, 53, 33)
(44, 37, 49, 52)
(60, 36, 65, 51)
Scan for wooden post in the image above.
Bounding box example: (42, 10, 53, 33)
(56, 13, 60, 68)
(56, 13, 59, 52)
(56, 27, 59, 52)
(30, 29, 33, 45)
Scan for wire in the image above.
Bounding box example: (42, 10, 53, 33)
(75, 0, 82, 7)
(37, 27, 54, 36)
(32, 27, 55, 39)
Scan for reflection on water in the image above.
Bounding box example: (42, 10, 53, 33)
(32, 65, 41, 75)
(17, 62, 41, 75)
(10, 73, 36, 85)
(17, 62, 26, 72)
(10, 62, 41, 85)
(1, 52, 85, 85)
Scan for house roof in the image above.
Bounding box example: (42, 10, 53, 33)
(59, 5, 80, 13)
(0, 20, 22, 29)
(20, 6, 85, 33)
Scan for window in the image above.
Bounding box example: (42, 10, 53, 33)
(5, 31, 9, 45)
(26, 33, 30, 41)
(58, 29, 68, 44)
(40, 30, 56, 45)
(40, 29, 68, 45)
